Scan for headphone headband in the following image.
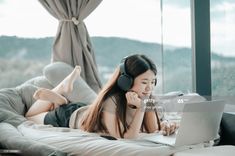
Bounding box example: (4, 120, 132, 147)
(117, 56, 133, 91)
(119, 57, 128, 76)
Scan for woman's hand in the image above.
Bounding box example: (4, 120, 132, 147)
(160, 120, 178, 136)
(125, 91, 142, 109)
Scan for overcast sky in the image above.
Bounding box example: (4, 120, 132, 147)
(0, 0, 235, 56)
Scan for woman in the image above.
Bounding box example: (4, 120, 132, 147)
(26, 54, 177, 139)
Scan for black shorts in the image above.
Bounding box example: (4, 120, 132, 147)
(44, 102, 87, 127)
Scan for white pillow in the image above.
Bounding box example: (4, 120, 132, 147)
(43, 62, 97, 104)
(23, 76, 54, 89)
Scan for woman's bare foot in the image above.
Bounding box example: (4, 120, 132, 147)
(33, 88, 68, 105)
(55, 66, 81, 94)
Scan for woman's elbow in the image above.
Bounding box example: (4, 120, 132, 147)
(123, 132, 139, 139)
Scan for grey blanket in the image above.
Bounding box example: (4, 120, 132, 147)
(0, 76, 67, 155)
(0, 85, 35, 126)
(0, 122, 66, 156)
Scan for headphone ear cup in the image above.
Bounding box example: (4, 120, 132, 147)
(117, 74, 133, 91)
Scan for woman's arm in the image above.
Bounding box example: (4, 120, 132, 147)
(123, 108, 145, 138)
(102, 106, 145, 139)
(123, 91, 146, 138)
(144, 111, 160, 133)
(144, 111, 178, 135)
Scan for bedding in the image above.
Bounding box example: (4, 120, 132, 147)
(18, 121, 193, 156)
(18, 121, 235, 156)
(0, 84, 36, 127)
(0, 78, 67, 155)
(0, 62, 100, 155)
(0, 61, 235, 156)
(0, 122, 66, 156)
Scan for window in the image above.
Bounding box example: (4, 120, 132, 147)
(210, 0, 235, 103)
(161, 0, 192, 93)
(0, 0, 55, 88)
(0, 0, 193, 94)
(86, 0, 164, 93)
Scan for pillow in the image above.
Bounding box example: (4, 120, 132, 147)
(16, 84, 39, 114)
(23, 76, 54, 89)
(43, 62, 97, 104)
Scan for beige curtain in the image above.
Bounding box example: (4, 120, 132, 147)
(38, 0, 103, 93)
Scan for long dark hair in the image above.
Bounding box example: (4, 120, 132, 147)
(81, 54, 160, 137)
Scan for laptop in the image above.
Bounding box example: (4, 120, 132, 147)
(139, 100, 225, 147)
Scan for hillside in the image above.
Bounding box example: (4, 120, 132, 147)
(0, 35, 235, 95)
(1, 35, 234, 67)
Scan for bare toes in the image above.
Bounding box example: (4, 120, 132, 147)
(75, 66, 81, 75)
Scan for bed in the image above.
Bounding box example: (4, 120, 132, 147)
(0, 62, 235, 156)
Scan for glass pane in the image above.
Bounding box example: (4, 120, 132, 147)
(0, 0, 163, 93)
(0, 1, 54, 89)
(210, 0, 235, 110)
(86, 0, 163, 93)
(161, 0, 192, 93)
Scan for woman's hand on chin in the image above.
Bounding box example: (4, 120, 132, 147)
(126, 91, 142, 109)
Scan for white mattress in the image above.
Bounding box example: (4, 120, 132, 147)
(18, 121, 192, 156)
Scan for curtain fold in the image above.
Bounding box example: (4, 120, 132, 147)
(38, 0, 103, 93)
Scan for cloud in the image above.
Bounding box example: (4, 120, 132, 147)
(210, 1, 235, 56)
(85, 0, 162, 43)
(0, 0, 235, 56)
(211, 0, 235, 7)
(211, 1, 235, 20)
(0, 0, 57, 37)
(163, 0, 189, 8)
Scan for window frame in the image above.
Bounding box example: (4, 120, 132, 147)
(191, 0, 212, 100)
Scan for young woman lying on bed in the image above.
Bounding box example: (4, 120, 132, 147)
(25, 54, 177, 139)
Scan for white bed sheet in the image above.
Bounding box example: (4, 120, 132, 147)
(18, 121, 193, 156)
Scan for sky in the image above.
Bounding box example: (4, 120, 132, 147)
(0, 0, 235, 56)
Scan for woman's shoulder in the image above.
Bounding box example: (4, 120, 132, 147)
(102, 94, 118, 112)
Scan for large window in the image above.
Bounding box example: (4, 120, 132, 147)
(86, 0, 193, 94)
(86, 0, 164, 93)
(0, 0, 55, 88)
(210, 0, 235, 104)
(0, 0, 193, 95)
(161, 0, 192, 93)
(2, 0, 234, 102)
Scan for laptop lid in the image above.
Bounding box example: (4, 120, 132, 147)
(174, 100, 225, 147)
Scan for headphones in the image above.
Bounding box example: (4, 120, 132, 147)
(117, 56, 157, 91)
(117, 57, 133, 91)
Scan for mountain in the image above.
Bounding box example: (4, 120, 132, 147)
(0, 36, 52, 60)
(1, 35, 234, 66)
(0, 35, 162, 65)
(0, 35, 235, 95)
(92, 36, 162, 67)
